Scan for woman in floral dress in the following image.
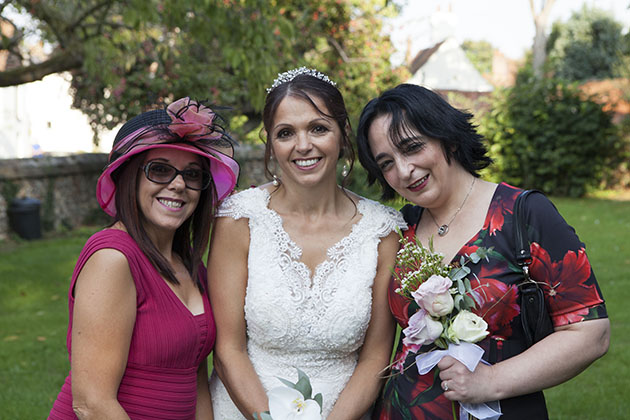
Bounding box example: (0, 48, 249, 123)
(356, 84, 610, 419)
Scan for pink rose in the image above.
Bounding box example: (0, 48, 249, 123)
(411, 275, 454, 317)
(402, 309, 443, 347)
(166, 97, 220, 138)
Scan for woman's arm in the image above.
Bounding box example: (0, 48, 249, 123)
(327, 231, 400, 420)
(208, 216, 269, 419)
(70, 248, 136, 419)
(438, 317, 610, 404)
(196, 358, 213, 419)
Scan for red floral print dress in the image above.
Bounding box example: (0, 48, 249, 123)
(373, 183, 608, 420)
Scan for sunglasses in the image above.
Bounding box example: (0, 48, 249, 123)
(142, 161, 212, 191)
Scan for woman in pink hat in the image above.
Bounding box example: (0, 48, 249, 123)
(48, 98, 239, 420)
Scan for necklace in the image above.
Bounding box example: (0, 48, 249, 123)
(427, 177, 476, 237)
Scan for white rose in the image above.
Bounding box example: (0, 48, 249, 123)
(447, 310, 489, 344)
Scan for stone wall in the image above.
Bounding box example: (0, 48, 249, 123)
(0, 144, 267, 240)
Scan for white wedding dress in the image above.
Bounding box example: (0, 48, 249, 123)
(209, 187, 406, 419)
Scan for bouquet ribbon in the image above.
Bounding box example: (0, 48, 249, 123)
(416, 342, 502, 420)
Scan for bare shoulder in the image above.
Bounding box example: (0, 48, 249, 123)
(75, 247, 134, 296)
(378, 230, 401, 261)
(213, 213, 251, 240)
(477, 180, 499, 205)
(84, 247, 131, 274)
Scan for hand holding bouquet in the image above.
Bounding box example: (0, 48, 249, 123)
(393, 232, 502, 420)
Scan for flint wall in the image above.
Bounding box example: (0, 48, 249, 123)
(0, 145, 267, 241)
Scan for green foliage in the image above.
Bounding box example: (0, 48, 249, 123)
(461, 40, 495, 75)
(546, 5, 626, 81)
(601, 115, 630, 190)
(480, 71, 620, 197)
(342, 162, 384, 202)
(4, 0, 405, 144)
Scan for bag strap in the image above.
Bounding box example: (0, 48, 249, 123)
(513, 189, 541, 282)
(400, 204, 423, 226)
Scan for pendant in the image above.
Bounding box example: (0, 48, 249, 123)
(437, 225, 449, 236)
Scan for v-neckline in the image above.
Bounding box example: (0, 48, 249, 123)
(159, 277, 207, 317)
(261, 188, 366, 285)
(412, 183, 501, 265)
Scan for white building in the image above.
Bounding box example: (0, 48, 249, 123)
(402, 6, 494, 94)
(0, 72, 115, 159)
(407, 36, 494, 93)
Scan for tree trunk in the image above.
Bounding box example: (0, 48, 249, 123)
(530, 0, 556, 79)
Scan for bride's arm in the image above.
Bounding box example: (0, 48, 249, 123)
(327, 231, 399, 420)
(208, 216, 268, 419)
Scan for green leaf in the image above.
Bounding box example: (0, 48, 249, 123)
(454, 294, 464, 310)
(295, 368, 313, 400)
(457, 278, 465, 295)
(277, 377, 297, 390)
(450, 266, 469, 282)
(463, 295, 476, 309)
(313, 393, 323, 411)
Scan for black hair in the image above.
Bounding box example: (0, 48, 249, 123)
(356, 84, 493, 200)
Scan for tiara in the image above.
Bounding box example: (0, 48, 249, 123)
(266, 66, 337, 93)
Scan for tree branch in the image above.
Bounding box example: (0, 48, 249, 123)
(70, 0, 115, 29)
(0, 49, 82, 86)
(327, 37, 369, 63)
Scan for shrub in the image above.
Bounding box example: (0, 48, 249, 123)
(600, 115, 630, 190)
(479, 73, 620, 197)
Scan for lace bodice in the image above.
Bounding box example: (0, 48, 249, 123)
(209, 187, 406, 418)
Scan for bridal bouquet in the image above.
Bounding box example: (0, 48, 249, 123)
(254, 369, 322, 420)
(394, 233, 491, 350)
(393, 232, 502, 420)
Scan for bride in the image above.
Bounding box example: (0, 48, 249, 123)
(208, 68, 406, 419)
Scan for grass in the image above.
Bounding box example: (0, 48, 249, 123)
(1, 195, 628, 419)
(543, 196, 630, 419)
(0, 227, 95, 418)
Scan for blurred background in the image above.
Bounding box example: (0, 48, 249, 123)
(1, 1, 629, 418)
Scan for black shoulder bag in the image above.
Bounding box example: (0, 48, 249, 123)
(513, 190, 555, 347)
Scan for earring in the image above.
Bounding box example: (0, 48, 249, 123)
(270, 154, 280, 186)
(341, 159, 350, 177)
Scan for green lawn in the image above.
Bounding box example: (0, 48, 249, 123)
(1, 196, 628, 419)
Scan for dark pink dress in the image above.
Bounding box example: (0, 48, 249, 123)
(49, 229, 215, 419)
